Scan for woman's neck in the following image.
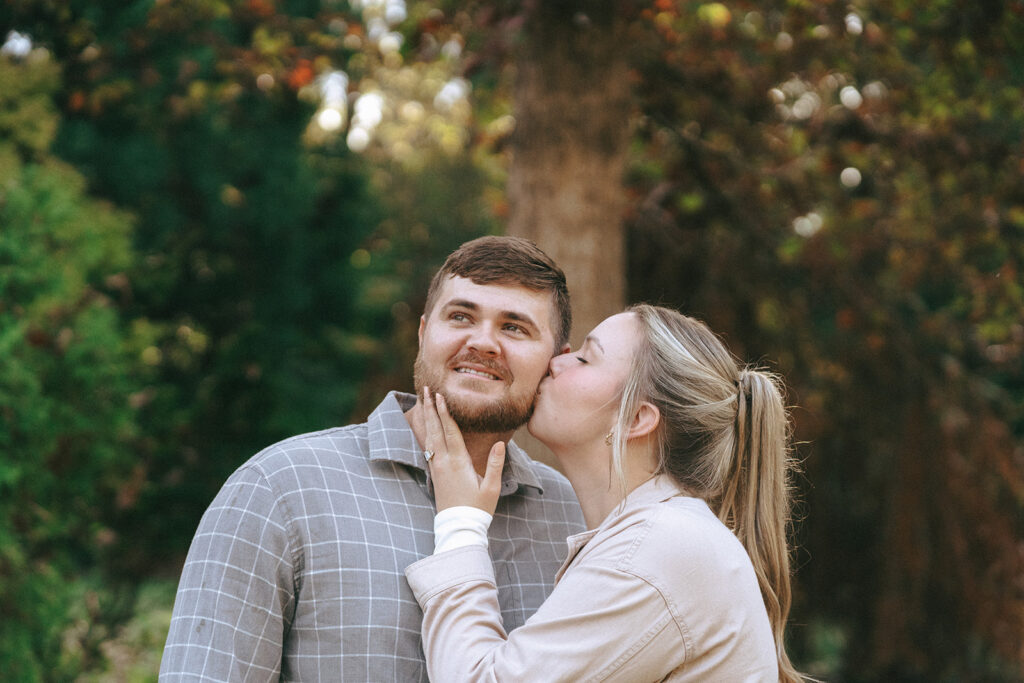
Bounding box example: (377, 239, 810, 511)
(552, 441, 659, 529)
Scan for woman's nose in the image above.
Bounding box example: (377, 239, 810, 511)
(548, 351, 572, 377)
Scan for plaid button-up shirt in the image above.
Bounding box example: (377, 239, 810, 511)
(160, 391, 585, 681)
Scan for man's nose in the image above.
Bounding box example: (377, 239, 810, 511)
(467, 323, 500, 355)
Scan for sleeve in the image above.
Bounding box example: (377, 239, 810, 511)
(405, 545, 686, 683)
(159, 465, 297, 681)
(433, 505, 493, 554)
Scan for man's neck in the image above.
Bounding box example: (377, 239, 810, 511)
(404, 400, 514, 476)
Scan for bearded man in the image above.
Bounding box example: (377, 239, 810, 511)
(160, 236, 585, 681)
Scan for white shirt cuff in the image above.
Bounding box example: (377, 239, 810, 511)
(433, 506, 493, 554)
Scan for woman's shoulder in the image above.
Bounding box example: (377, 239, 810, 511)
(628, 496, 752, 576)
(623, 497, 777, 668)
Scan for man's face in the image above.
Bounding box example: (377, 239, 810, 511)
(414, 276, 560, 434)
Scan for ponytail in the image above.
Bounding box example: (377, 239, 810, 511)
(719, 369, 801, 683)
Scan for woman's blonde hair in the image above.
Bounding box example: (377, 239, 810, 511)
(609, 304, 801, 683)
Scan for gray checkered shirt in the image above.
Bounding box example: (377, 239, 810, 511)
(160, 391, 585, 681)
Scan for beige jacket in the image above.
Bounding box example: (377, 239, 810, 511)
(405, 474, 778, 682)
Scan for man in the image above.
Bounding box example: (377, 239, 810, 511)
(160, 236, 585, 680)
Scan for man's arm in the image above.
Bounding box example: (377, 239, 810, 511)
(160, 464, 297, 681)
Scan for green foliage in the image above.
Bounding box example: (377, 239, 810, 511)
(0, 49, 59, 156)
(2, 1, 386, 675)
(72, 578, 177, 683)
(10, 0, 387, 562)
(0, 51, 142, 678)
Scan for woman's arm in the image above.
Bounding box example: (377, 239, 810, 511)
(406, 546, 685, 682)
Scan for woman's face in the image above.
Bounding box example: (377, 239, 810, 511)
(528, 312, 641, 451)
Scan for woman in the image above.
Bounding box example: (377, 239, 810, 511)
(406, 304, 803, 682)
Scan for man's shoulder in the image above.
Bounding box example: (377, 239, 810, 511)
(217, 392, 419, 499)
(241, 422, 370, 478)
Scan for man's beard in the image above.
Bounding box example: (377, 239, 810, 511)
(413, 352, 536, 433)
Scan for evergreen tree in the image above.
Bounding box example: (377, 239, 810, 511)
(0, 46, 142, 677)
(7, 1, 386, 563)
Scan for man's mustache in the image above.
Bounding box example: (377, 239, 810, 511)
(447, 352, 512, 384)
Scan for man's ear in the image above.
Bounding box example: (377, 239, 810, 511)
(418, 315, 426, 347)
(627, 401, 661, 440)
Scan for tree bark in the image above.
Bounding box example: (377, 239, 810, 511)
(507, 1, 632, 344)
(506, 1, 633, 463)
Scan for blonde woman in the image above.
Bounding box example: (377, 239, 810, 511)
(407, 304, 803, 682)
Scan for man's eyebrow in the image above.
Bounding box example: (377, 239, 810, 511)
(583, 334, 605, 354)
(443, 299, 479, 311)
(503, 310, 539, 330)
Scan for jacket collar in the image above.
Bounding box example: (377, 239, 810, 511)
(558, 474, 687, 580)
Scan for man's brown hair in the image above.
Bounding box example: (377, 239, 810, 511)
(423, 236, 571, 349)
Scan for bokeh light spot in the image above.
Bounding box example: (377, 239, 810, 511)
(350, 249, 371, 269)
(2, 30, 32, 58)
(400, 100, 425, 122)
(379, 32, 403, 54)
(317, 107, 344, 132)
(863, 81, 888, 100)
(697, 3, 732, 28)
(142, 346, 163, 366)
(793, 212, 824, 237)
(434, 78, 469, 111)
(845, 13, 864, 35)
(347, 127, 370, 152)
(792, 92, 821, 119)
(840, 86, 863, 109)
(840, 167, 862, 188)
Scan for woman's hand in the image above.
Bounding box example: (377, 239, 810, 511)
(421, 386, 505, 515)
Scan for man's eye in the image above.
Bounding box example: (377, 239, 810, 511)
(503, 323, 527, 334)
(450, 312, 469, 322)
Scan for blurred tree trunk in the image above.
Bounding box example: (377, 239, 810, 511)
(506, 1, 632, 345)
(505, 1, 633, 462)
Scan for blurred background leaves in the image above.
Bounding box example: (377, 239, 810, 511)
(0, 1, 1021, 680)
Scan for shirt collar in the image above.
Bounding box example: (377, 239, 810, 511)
(366, 391, 545, 495)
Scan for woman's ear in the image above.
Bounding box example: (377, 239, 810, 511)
(627, 401, 661, 440)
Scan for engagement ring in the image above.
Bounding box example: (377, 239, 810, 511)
(424, 450, 434, 462)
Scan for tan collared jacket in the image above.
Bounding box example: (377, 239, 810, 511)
(406, 474, 778, 682)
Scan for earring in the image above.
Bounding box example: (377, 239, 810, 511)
(604, 431, 614, 446)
